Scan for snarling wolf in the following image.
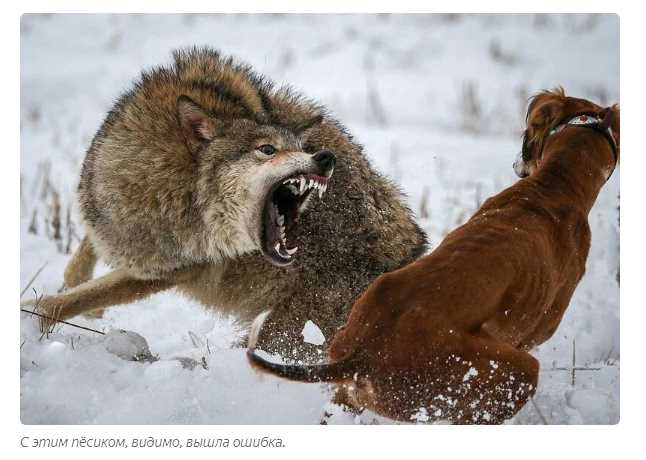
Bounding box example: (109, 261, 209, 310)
(248, 89, 619, 423)
(24, 47, 427, 358)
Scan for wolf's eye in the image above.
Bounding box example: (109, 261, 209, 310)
(257, 144, 276, 156)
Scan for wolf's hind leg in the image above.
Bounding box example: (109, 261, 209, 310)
(21, 269, 175, 332)
(63, 236, 98, 289)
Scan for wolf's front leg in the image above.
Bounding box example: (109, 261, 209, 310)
(63, 236, 98, 289)
(21, 269, 175, 332)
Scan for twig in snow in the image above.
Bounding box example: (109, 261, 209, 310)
(39, 161, 51, 200)
(188, 330, 204, 348)
(489, 39, 519, 66)
(20, 262, 48, 298)
(21, 308, 105, 336)
(364, 49, 388, 127)
(65, 205, 76, 254)
(366, 80, 388, 127)
(550, 339, 601, 385)
(50, 189, 62, 252)
(389, 142, 402, 183)
(20, 174, 26, 215)
(459, 81, 482, 133)
(419, 187, 430, 220)
(474, 183, 483, 208)
(530, 398, 549, 425)
(28, 209, 38, 235)
(604, 347, 617, 366)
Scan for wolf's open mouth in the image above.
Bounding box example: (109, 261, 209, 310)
(261, 173, 329, 266)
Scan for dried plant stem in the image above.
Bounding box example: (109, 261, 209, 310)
(530, 398, 549, 425)
(20, 308, 105, 335)
(20, 262, 48, 298)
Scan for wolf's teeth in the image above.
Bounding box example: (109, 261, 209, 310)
(277, 214, 284, 226)
(286, 246, 298, 255)
(322, 183, 327, 193)
(276, 241, 291, 259)
(299, 177, 306, 194)
(318, 186, 324, 198)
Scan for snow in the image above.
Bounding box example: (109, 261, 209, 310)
(103, 329, 157, 363)
(462, 367, 479, 382)
(301, 320, 326, 346)
(20, 14, 619, 424)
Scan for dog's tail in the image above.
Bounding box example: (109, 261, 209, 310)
(246, 310, 359, 383)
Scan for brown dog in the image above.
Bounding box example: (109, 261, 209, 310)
(247, 89, 619, 424)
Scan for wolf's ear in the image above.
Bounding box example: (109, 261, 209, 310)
(177, 95, 218, 151)
(293, 114, 324, 135)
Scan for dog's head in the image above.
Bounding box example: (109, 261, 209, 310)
(177, 95, 335, 266)
(514, 88, 620, 178)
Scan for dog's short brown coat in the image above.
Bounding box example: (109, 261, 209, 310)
(248, 89, 619, 424)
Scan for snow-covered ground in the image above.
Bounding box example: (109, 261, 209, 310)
(20, 14, 619, 424)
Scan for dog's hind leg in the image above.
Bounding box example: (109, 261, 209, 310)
(320, 385, 364, 424)
(63, 236, 98, 289)
(431, 330, 539, 424)
(21, 269, 176, 332)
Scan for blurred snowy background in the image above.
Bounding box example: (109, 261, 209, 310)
(20, 14, 619, 424)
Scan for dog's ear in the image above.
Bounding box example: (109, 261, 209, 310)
(177, 95, 220, 152)
(525, 88, 567, 157)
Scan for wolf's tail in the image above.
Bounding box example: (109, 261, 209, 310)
(246, 310, 359, 383)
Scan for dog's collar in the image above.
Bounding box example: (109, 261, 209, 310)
(548, 112, 618, 170)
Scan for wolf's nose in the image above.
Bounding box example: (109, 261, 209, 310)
(313, 150, 336, 172)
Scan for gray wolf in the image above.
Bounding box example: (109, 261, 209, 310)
(23, 47, 428, 358)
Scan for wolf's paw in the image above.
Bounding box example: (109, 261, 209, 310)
(21, 294, 67, 334)
(82, 308, 105, 319)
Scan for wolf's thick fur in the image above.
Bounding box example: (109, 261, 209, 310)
(27, 47, 427, 357)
